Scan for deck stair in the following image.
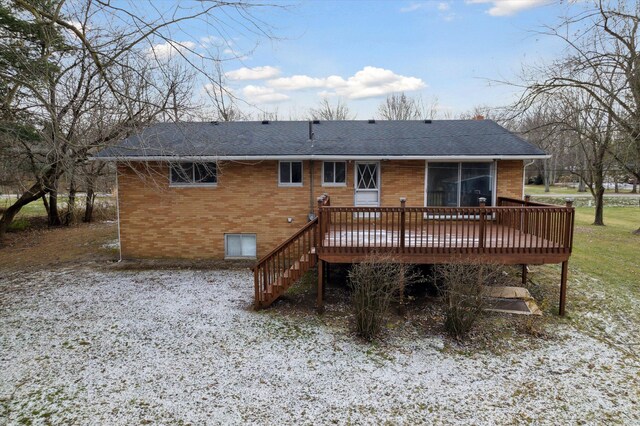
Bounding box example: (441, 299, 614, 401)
(254, 219, 319, 308)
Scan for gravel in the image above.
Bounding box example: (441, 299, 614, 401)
(1, 268, 638, 425)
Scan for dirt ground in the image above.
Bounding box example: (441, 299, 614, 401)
(0, 221, 119, 272)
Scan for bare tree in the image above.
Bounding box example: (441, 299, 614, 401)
(204, 61, 247, 122)
(309, 98, 355, 121)
(377, 92, 421, 120)
(0, 0, 278, 237)
(517, 0, 640, 233)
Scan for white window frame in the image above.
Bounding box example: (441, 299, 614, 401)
(169, 162, 218, 188)
(322, 161, 347, 187)
(278, 161, 303, 187)
(424, 160, 496, 218)
(224, 234, 257, 259)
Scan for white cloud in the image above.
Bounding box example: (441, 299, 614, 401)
(226, 66, 280, 81)
(242, 85, 289, 103)
(267, 75, 327, 90)
(399, 2, 428, 12)
(437, 2, 450, 11)
(467, 0, 551, 16)
(148, 41, 196, 60)
(267, 66, 426, 100)
(200, 35, 221, 47)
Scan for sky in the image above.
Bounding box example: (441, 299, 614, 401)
(140, 0, 585, 119)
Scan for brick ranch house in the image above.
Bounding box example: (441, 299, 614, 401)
(96, 119, 574, 313)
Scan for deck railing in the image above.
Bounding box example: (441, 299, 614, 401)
(254, 217, 319, 308)
(316, 197, 574, 258)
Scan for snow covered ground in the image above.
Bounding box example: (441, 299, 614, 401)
(1, 268, 638, 425)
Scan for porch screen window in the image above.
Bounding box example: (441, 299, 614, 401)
(170, 162, 217, 185)
(427, 162, 493, 207)
(225, 234, 257, 258)
(279, 161, 303, 186)
(322, 161, 346, 185)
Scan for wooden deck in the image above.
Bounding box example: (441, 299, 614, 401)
(254, 195, 575, 315)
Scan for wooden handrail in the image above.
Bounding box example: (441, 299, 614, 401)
(498, 196, 560, 207)
(255, 217, 318, 269)
(254, 217, 319, 309)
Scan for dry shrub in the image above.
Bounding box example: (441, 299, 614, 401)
(348, 255, 404, 340)
(434, 262, 510, 339)
(348, 257, 423, 340)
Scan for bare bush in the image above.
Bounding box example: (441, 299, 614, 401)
(434, 262, 510, 339)
(348, 256, 414, 340)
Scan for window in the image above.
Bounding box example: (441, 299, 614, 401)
(322, 161, 346, 186)
(225, 234, 257, 258)
(170, 162, 217, 186)
(279, 161, 303, 186)
(426, 162, 493, 207)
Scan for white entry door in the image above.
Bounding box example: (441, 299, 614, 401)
(354, 162, 380, 207)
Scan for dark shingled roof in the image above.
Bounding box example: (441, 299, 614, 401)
(95, 120, 547, 159)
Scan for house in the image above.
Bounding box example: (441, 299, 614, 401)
(96, 119, 574, 314)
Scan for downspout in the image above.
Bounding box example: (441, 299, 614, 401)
(523, 160, 535, 198)
(115, 163, 122, 262)
(308, 120, 315, 220)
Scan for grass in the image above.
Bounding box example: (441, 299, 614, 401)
(525, 184, 636, 195)
(571, 206, 639, 291)
(0, 195, 114, 218)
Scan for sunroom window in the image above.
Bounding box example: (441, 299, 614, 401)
(426, 162, 493, 207)
(170, 162, 217, 185)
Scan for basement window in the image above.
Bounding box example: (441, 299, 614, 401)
(225, 234, 257, 258)
(170, 162, 217, 186)
(279, 161, 303, 186)
(322, 161, 346, 186)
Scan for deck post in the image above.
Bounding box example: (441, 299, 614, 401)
(524, 194, 531, 205)
(564, 198, 574, 252)
(559, 260, 568, 316)
(317, 259, 324, 313)
(317, 197, 324, 250)
(478, 197, 486, 249)
(399, 197, 406, 252)
(521, 264, 528, 285)
(254, 266, 261, 310)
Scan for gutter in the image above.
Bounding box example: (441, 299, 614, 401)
(93, 154, 551, 161)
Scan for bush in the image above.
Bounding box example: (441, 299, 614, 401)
(348, 256, 405, 340)
(434, 262, 509, 339)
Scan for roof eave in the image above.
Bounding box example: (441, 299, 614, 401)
(92, 154, 551, 161)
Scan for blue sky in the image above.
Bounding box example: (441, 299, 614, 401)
(141, 0, 583, 119)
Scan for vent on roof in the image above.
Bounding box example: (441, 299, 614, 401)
(368, 119, 375, 124)
(424, 119, 432, 124)
(211, 121, 219, 125)
(261, 120, 269, 125)
(312, 119, 320, 124)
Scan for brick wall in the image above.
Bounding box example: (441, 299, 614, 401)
(496, 160, 524, 200)
(118, 159, 524, 259)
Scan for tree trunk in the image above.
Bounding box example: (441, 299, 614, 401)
(41, 194, 50, 215)
(614, 180, 619, 193)
(0, 184, 46, 237)
(544, 159, 550, 192)
(83, 183, 96, 223)
(65, 179, 77, 225)
(48, 183, 62, 226)
(632, 178, 638, 194)
(578, 175, 587, 192)
(593, 186, 605, 226)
